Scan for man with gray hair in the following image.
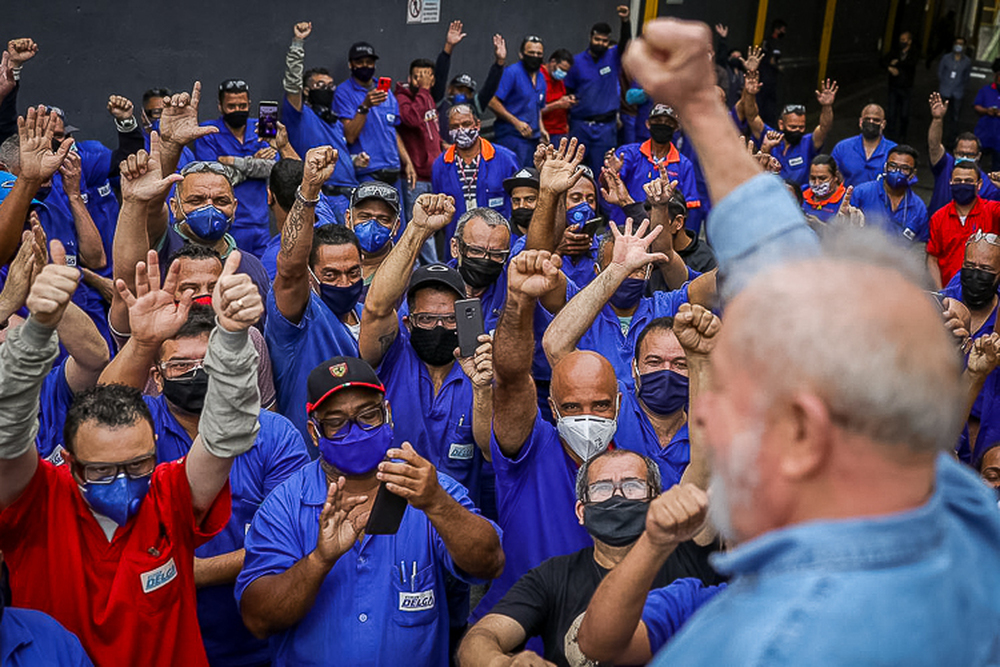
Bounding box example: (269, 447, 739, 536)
(576, 17, 1000, 666)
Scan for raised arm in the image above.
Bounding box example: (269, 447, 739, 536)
(58, 151, 107, 270)
(457, 334, 494, 460)
(527, 138, 586, 252)
(811, 79, 838, 150)
(0, 240, 76, 509)
(493, 249, 563, 457)
(0, 39, 39, 143)
(737, 69, 761, 125)
(643, 170, 689, 289)
(433, 21, 466, 102)
(543, 220, 667, 368)
(617, 5, 633, 61)
(674, 304, 721, 494)
(928, 92, 948, 168)
(284, 22, 312, 112)
(107, 95, 145, 178)
(274, 146, 338, 324)
(185, 251, 262, 522)
(577, 484, 708, 664)
(157, 82, 219, 197)
(963, 334, 1000, 457)
(476, 35, 508, 111)
(358, 193, 454, 366)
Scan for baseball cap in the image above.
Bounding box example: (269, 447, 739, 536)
(407, 264, 466, 302)
(351, 181, 400, 214)
(450, 74, 478, 92)
(306, 356, 385, 414)
(45, 105, 80, 134)
(649, 104, 678, 120)
(349, 42, 379, 61)
(0, 172, 43, 207)
(503, 167, 540, 195)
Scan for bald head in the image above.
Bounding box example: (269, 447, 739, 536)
(861, 104, 884, 119)
(550, 351, 619, 418)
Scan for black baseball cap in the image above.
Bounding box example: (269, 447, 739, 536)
(649, 104, 678, 120)
(45, 105, 80, 134)
(407, 264, 466, 301)
(503, 167, 540, 195)
(450, 74, 478, 92)
(306, 356, 385, 414)
(351, 181, 400, 214)
(349, 42, 379, 61)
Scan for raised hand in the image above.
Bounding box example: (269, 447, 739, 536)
(643, 175, 677, 208)
(314, 476, 369, 566)
(0, 231, 42, 312)
(600, 167, 633, 207)
(115, 249, 192, 346)
(761, 130, 784, 154)
(929, 92, 949, 120)
(816, 79, 838, 106)
(740, 45, 764, 73)
(835, 185, 865, 227)
(714, 24, 728, 38)
(27, 240, 80, 329)
(968, 333, 1000, 377)
(119, 131, 184, 203)
(411, 193, 455, 234)
(941, 297, 971, 349)
(58, 151, 83, 196)
(106, 94, 134, 121)
(17, 106, 73, 183)
(493, 34, 507, 64)
(673, 303, 721, 356)
(213, 251, 263, 332)
(533, 142, 548, 171)
(623, 19, 717, 113)
(159, 82, 219, 147)
(293, 21, 312, 40)
(644, 483, 708, 549)
(610, 218, 669, 274)
(617, 5, 630, 20)
(508, 249, 563, 299)
(540, 137, 586, 194)
(743, 69, 761, 95)
(377, 443, 445, 511)
(446, 20, 467, 49)
(6, 38, 38, 68)
(457, 333, 494, 387)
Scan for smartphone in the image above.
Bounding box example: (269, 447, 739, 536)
(365, 481, 408, 535)
(927, 291, 947, 309)
(455, 298, 485, 358)
(377, 77, 392, 93)
(256, 101, 279, 139)
(578, 216, 603, 237)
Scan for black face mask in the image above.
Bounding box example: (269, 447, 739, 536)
(458, 255, 504, 290)
(648, 124, 675, 145)
(510, 208, 534, 231)
(223, 110, 249, 128)
(522, 55, 543, 72)
(307, 88, 335, 109)
(961, 267, 999, 310)
(582, 496, 650, 547)
(589, 43, 609, 58)
(353, 66, 376, 84)
(861, 121, 882, 140)
(161, 368, 209, 414)
(410, 325, 459, 367)
(783, 130, 804, 145)
(728, 56, 745, 72)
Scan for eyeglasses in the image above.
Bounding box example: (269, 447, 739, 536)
(354, 211, 396, 226)
(180, 161, 234, 182)
(73, 452, 157, 484)
(459, 239, 509, 263)
(145, 108, 164, 119)
(219, 79, 249, 93)
(312, 403, 387, 440)
(585, 477, 653, 503)
(782, 104, 806, 116)
(968, 230, 1000, 247)
(885, 161, 915, 175)
(158, 358, 205, 379)
(410, 312, 458, 329)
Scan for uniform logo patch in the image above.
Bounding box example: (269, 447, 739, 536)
(387, 113, 397, 123)
(599, 66, 612, 76)
(140, 557, 177, 593)
(330, 363, 347, 377)
(448, 443, 474, 460)
(488, 197, 504, 208)
(399, 589, 435, 611)
(788, 157, 804, 167)
(903, 228, 916, 241)
(98, 183, 112, 197)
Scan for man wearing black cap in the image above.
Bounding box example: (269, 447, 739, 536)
(343, 180, 401, 285)
(237, 354, 503, 666)
(435, 30, 509, 140)
(503, 167, 540, 237)
(333, 41, 416, 225)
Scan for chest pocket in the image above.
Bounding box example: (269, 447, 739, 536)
(127, 524, 181, 615)
(391, 562, 439, 627)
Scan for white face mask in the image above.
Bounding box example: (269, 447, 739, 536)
(810, 181, 832, 198)
(554, 395, 620, 461)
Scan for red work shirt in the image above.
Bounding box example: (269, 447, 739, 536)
(0, 458, 231, 667)
(395, 82, 442, 181)
(928, 198, 1000, 284)
(541, 66, 569, 136)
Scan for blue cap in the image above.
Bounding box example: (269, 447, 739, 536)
(0, 172, 43, 207)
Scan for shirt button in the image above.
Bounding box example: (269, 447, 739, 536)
(359, 613, 369, 623)
(358, 556, 368, 565)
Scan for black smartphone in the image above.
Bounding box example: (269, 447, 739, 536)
(256, 101, 279, 139)
(579, 215, 603, 237)
(455, 298, 485, 358)
(927, 290, 947, 309)
(365, 481, 408, 535)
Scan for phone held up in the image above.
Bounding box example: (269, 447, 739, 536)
(256, 101, 279, 139)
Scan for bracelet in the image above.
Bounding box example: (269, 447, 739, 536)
(295, 185, 320, 206)
(11, 67, 21, 82)
(115, 116, 138, 133)
(357, 105, 370, 115)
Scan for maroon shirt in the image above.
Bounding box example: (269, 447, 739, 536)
(396, 83, 442, 181)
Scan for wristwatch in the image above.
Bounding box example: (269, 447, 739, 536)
(115, 116, 138, 133)
(295, 186, 320, 207)
(357, 105, 370, 115)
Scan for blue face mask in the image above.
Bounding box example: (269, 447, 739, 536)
(181, 204, 232, 242)
(353, 218, 393, 254)
(80, 472, 152, 527)
(451, 93, 468, 105)
(625, 87, 649, 106)
(317, 421, 393, 476)
(636, 368, 690, 416)
(567, 201, 597, 229)
(552, 68, 568, 81)
(609, 277, 647, 310)
(316, 278, 363, 316)
(883, 170, 910, 190)
(952, 182, 978, 205)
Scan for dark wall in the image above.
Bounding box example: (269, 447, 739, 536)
(4, 0, 623, 146)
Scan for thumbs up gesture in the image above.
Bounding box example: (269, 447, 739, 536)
(212, 251, 263, 332)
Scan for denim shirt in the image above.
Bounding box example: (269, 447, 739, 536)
(653, 454, 1000, 665)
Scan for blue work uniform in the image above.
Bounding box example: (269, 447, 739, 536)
(472, 412, 591, 623)
(974, 83, 1000, 152)
(850, 178, 929, 242)
(757, 124, 820, 186)
(830, 134, 897, 188)
(36, 361, 75, 461)
(610, 140, 701, 229)
(192, 118, 274, 257)
(801, 183, 848, 222)
(929, 153, 1000, 214)
(616, 381, 691, 488)
(146, 396, 310, 667)
(493, 61, 547, 167)
(430, 140, 519, 242)
(575, 283, 691, 390)
(642, 580, 725, 656)
(264, 291, 360, 446)
(75, 139, 120, 276)
(236, 461, 498, 667)
(565, 46, 621, 176)
(1, 607, 93, 667)
(673, 131, 710, 234)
